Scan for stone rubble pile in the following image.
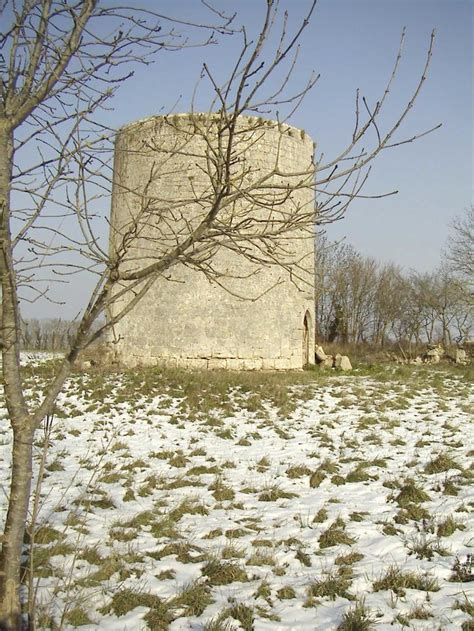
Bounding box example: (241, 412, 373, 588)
(390, 344, 469, 366)
(314, 345, 352, 371)
(419, 344, 469, 365)
(422, 343, 445, 364)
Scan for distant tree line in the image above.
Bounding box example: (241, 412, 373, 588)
(20, 319, 79, 351)
(315, 213, 473, 352)
(20, 318, 108, 351)
(22, 207, 473, 354)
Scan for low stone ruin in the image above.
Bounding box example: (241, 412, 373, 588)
(419, 344, 469, 365)
(389, 344, 469, 366)
(422, 343, 445, 364)
(315, 345, 352, 371)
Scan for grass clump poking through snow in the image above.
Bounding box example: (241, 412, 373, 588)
(319, 518, 356, 549)
(205, 603, 255, 631)
(372, 565, 440, 596)
(453, 594, 474, 617)
(393, 478, 431, 507)
(437, 515, 466, 537)
(424, 451, 463, 474)
(286, 464, 312, 478)
(306, 566, 354, 601)
(277, 585, 297, 599)
(406, 602, 433, 621)
(173, 581, 214, 616)
(258, 484, 297, 501)
(204, 618, 234, 631)
(246, 549, 277, 567)
(222, 603, 255, 631)
(62, 606, 95, 627)
(99, 588, 167, 618)
(335, 551, 364, 566)
(337, 599, 377, 631)
(313, 507, 329, 523)
(209, 475, 235, 501)
(405, 534, 450, 560)
(202, 559, 249, 585)
(150, 540, 204, 563)
(450, 555, 474, 583)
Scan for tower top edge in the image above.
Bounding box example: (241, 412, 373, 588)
(116, 113, 314, 143)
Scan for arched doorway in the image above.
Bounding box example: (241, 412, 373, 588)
(302, 310, 312, 366)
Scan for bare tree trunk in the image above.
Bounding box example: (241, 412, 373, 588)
(0, 426, 34, 631)
(0, 123, 32, 630)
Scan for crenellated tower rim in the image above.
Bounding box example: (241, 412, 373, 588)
(116, 112, 315, 147)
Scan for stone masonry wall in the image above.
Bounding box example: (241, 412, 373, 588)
(107, 114, 315, 369)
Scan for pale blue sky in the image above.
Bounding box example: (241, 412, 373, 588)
(21, 0, 472, 318)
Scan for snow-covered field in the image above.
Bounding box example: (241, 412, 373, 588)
(1, 360, 473, 630)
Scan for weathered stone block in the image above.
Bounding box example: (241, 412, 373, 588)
(226, 358, 243, 371)
(207, 358, 227, 370)
(262, 358, 277, 370)
(315, 345, 327, 362)
(274, 358, 294, 370)
(241, 358, 263, 370)
(454, 348, 467, 364)
(186, 358, 209, 370)
(320, 357, 334, 369)
(334, 355, 352, 371)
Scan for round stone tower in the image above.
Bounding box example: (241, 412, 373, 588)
(108, 113, 315, 369)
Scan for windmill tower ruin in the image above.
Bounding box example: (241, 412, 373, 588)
(107, 113, 315, 370)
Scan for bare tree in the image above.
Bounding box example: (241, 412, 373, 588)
(445, 205, 474, 293)
(0, 1, 438, 627)
(314, 235, 349, 341)
(315, 238, 380, 345)
(314, 238, 473, 349)
(409, 268, 472, 346)
(371, 263, 407, 347)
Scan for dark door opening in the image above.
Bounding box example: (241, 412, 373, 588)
(303, 311, 310, 366)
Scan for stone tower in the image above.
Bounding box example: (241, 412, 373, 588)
(108, 113, 315, 369)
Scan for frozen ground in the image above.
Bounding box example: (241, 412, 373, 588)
(0, 361, 473, 630)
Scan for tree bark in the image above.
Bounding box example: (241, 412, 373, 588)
(0, 426, 34, 631)
(0, 122, 32, 630)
